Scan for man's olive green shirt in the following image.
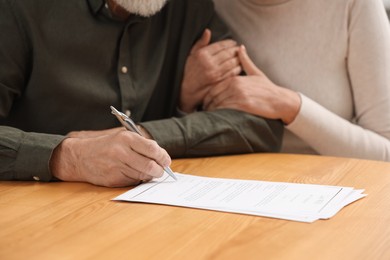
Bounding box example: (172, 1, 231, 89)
(0, 0, 283, 181)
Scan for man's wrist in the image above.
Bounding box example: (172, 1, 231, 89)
(49, 138, 78, 182)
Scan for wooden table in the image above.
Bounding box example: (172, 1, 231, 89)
(1, 153, 390, 260)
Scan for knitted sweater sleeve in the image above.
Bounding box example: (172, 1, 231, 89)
(287, 0, 390, 161)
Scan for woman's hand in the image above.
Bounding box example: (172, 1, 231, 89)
(203, 45, 301, 125)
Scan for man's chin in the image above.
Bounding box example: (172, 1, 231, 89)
(113, 0, 168, 17)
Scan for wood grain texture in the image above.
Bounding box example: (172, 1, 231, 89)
(1, 153, 390, 260)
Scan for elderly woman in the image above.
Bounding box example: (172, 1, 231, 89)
(201, 0, 390, 161)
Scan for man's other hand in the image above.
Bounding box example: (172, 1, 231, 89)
(180, 29, 241, 113)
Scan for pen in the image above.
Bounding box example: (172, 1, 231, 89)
(110, 106, 177, 181)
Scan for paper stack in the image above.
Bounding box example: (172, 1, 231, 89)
(114, 172, 366, 223)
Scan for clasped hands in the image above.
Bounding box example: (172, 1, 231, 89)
(182, 29, 301, 125)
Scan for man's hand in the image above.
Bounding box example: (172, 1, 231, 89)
(180, 29, 242, 113)
(50, 131, 171, 187)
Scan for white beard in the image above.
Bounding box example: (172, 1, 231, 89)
(113, 0, 168, 17)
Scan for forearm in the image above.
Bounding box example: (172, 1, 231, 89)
(0, 126, 65, 181)
(287, 94, 390, 161)
(140, 109, 283, 158)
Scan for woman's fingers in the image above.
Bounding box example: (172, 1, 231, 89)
(238, 45, 263, 76)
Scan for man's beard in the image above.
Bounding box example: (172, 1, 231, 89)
(113, 0, 168, 17)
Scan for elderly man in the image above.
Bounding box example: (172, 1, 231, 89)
(0, 0, 283, 187)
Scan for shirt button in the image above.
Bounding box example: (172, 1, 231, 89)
(121, 66, 128, 74)
(33, 176, 40, 181)
(125, 110, 131, 117)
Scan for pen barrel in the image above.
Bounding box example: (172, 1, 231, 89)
(124, 119, 143, 136)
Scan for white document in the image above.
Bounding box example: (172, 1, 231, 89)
(114, 172, 366, 223)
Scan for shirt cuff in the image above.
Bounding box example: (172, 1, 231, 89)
(15, 132, 66, 181)
(140, 118, 186, 157)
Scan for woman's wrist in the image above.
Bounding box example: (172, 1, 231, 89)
(279, 88, 301, 125)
